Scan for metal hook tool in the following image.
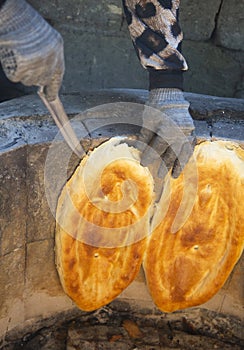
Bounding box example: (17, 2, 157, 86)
(38, 87, 84, 158)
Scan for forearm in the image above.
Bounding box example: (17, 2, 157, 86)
(122, 0, 188, 90)
(0, 0, 64, 100)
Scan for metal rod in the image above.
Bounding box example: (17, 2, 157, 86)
(38, 87, 84, 158)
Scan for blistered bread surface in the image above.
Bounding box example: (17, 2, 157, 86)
(143, 140, 244, 312)
(55, 138, 154, 311)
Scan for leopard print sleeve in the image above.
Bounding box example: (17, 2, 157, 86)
(122, 0, 188, 72)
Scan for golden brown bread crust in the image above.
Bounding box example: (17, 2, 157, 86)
(143, 140, 244, 312)
(55, 138, 154, 311)
(56, 138, 244, 312)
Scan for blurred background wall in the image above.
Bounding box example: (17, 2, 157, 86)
(0, 0, 243, 101)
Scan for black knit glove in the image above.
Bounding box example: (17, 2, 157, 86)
(0, 0, 64, 101)
(140, 88, 196, 178)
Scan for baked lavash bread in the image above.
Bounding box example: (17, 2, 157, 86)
(143, 140, 244, 312)
(55, 138, 154, 311)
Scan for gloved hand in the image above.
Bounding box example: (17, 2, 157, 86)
(139, 88, 196, 178)
(0, 0, 64, 101)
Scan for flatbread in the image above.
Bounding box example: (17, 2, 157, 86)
(55, 138, 154, 311)
(143, 140, 244, 312)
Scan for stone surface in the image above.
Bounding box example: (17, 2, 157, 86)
(0, 90, 243, 134)
(29, 0, 124, 30)
(0, 91, 243, 346)
(212, 120, 244, 142)
(182, 41, 244, 98)
(185, 92, 244, 120)
(0, 148, 27, 256)
(0, 91, 243, 152)
(82, 101, 143, 138)
(180, 0, 221, 41)
(57, 29, 147, 92)
(25, 240, 61, 296)
(26, 145, 56, 242)
(215, 0, 244, 51)
(0, 249, 25, 336)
